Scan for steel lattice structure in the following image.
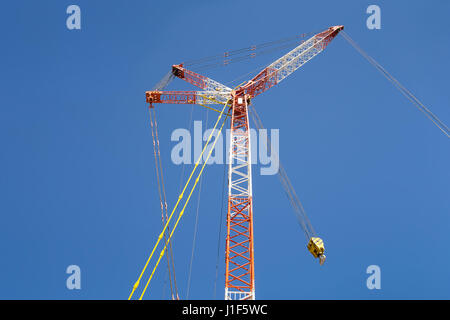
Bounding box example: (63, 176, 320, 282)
(145, 25, 343, 300)
(225, 94, 255, 300)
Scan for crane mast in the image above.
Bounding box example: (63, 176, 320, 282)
(225, 93, 255, 300)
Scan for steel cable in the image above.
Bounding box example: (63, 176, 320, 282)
(152, 108, 180, 299)
(183, 30, 322, 73)
(341, 31, 449, 138)
(128, 100, 230, 300)
(249, 106, 316, 239)
(186, 109, 209, 299)
(137, 109, 230, 299)
(148, 108, 175, 298)
(213, 153, 228, 299)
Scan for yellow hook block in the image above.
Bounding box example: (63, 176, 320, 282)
(307, 237, 326, 265)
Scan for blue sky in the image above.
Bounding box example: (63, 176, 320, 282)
(0, 0, 449, 299)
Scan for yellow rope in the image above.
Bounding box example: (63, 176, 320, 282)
(138, 112, 229, 299)
(196, 94, 231, 116)
(128, 100, 230, 300)
(199, 103, 230, 115)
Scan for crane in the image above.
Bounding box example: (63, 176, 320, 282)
(144, 25, 344, 301)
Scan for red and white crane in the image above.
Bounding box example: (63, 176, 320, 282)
(145, 25, 344, 300)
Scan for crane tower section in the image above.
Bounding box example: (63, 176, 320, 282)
(225, 94, 255, 300)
